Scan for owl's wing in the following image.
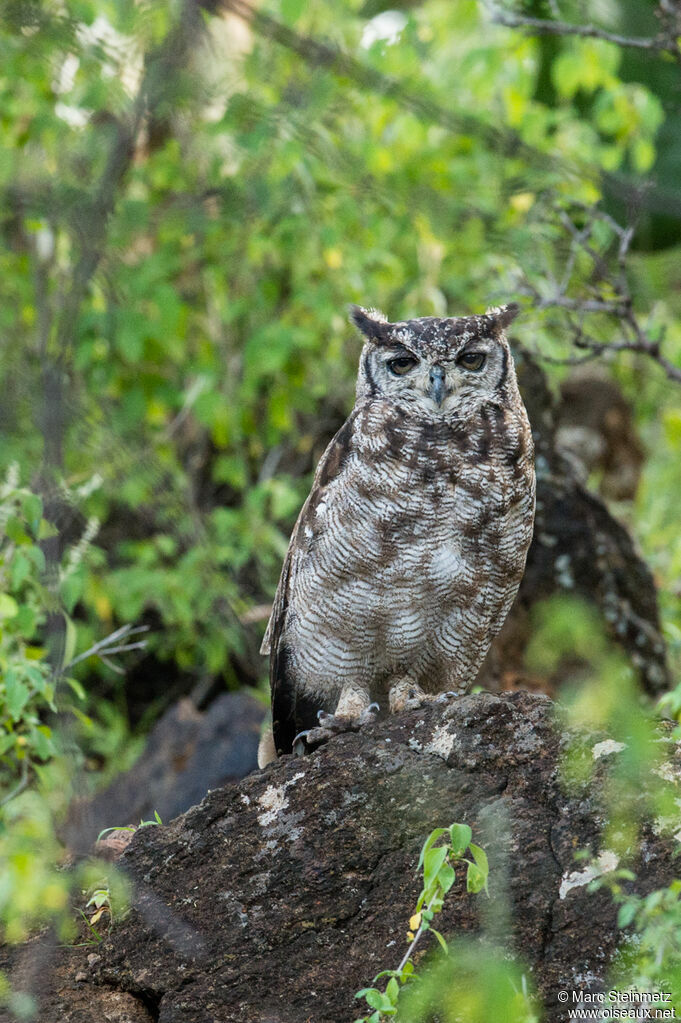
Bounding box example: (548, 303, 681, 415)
(261, 411, 358, 756)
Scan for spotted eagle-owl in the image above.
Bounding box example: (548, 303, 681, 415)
(258, 303, 536, 766)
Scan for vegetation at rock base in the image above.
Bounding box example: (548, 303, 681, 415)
(1, 0, 681, 1018)
(353, 823, 514, 1023)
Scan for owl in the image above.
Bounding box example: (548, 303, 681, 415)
(258, 303, 536, 766)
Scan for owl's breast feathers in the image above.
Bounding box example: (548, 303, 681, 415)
(262, 398, 534, 757)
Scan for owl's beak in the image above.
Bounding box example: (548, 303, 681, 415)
(429, 365, 446, 407)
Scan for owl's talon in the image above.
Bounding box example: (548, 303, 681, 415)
(292, 703, 380, 755)
(360, 702, 380, 724)
(293, 729, 312, 756)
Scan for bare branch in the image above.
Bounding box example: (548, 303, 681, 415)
(64, 623, 150, 671)
(481, 0, 679, 56)
(0, 759, 29, 808)
(535, 295, 624, 315)
(521, 203, 681, 385)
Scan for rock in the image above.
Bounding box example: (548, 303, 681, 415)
(5, 692, 678, 1023)
(64, 691, 265, 855)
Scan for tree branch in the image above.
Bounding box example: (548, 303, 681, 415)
(480, 0, 679, 57)
(218, 0, 567, 174)
(520, 203, 681, 385)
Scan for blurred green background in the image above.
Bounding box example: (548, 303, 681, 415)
(0, 0, 680, 992)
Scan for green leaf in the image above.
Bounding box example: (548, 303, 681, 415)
(617, 902, 638, 928)
(9, 551, 30, 590)
(437, 861, 456, 894)
(386, 977, 399, 1004)
(25, 665, 49, 691)
(37, 518, 59, 540)
(417, 827, 449, 870)
(449, 823, 472, 856)
(0, 731, 17, 755)
(60, 572, 84, 615)
(68, 705, 94, 728)
(0, 594, 19, 620)
(426, 894, 444, 914)
(15, 604, 37, 638)
(466, 862, 486, 894)
(4, 669, 30, 719)
(281, 0, 305, 25)
(373, 970, 399, 982)
(28, 724, 54, 760)
(617, 870, 636, 882)
(429, 926, 449, 953)
(422, 846, 448, 889)
(20, 493, 42, 532)
(65, 676, 86, 701)
(363, 989, 385, 1010)
(469, 843, 489, 886)
(61, 614, 78, 670)
(26, 546, 46, 573)
(5, 516, 31, 545)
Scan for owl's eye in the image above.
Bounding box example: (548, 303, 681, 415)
(457, 351, 486, 372)
(387, 356, 418, 376)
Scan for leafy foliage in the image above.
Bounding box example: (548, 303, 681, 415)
(353, 823, 494, 1022)
(0, 467, 59, 791)
(354, 823, 539, 1022)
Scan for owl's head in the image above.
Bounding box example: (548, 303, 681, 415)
(350, 304, 520, 418)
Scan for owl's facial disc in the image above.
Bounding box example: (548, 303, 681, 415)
(363, 334, 507, 415)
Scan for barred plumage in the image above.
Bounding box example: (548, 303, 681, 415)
(259, 304, 535, 765)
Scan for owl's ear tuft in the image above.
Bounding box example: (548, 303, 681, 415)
(349, 305, 391, 344)
(486, 302, 520, 330)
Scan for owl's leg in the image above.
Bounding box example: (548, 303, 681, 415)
(388, 677, 458, 713)
(293, 683, 378, 755)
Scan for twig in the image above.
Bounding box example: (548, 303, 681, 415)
(535, 296, 625, 314)
(481, 0, 679, 56)
(521, 203, 681, 385)
(63, 624, 149, 671)
(395, 922, 427, 978)
(0, 759, 29, 808)
(530, 349, 604, 368)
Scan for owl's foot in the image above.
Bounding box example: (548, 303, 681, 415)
(293, 703, 379, 756)
(388, 679, 459, 713)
